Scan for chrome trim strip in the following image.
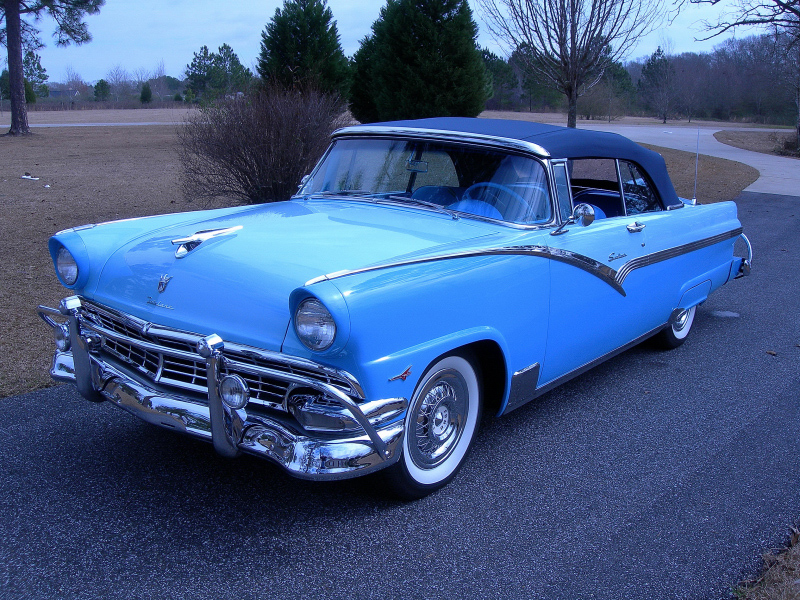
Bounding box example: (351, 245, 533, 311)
(505, 362, 541, 413)
(332, 125, 551, 158)
(615, 227, 743, 285)
(307, 245, 625, 295)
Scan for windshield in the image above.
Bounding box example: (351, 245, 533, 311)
(297, 138, 553, 225)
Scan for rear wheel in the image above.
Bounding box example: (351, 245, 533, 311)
(654, 305, 696, 349)
(384, 354, 481, 500)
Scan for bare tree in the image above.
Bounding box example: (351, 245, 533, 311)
(684, 0, 800, 145)
(479, 0, 663, 127)
(105, 64, 132, 102)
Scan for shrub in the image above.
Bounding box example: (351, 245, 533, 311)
(178, 88, 349, 204)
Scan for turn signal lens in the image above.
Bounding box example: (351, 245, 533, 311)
(295, 298, 336, 351)
(56, 246, 79, 286)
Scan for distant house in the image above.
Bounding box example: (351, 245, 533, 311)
(49, 89, 80, 99)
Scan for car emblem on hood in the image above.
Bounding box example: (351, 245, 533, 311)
(158, 274, 173, 293)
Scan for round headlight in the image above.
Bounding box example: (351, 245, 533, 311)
(295, 298, 336, 351)
(56, 246, 79, 286)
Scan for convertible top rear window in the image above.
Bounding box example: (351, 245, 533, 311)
(299, 138, 553, 225)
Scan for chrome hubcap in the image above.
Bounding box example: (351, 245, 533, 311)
(674, 309, 689, 331)
(409, 370, 468, 470)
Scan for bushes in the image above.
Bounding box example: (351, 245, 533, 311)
(178, 88, 348, 204)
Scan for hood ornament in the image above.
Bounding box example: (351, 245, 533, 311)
(157, 274, 173, 293)
(172, 225, 242, 258)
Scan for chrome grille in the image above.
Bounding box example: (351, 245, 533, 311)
(78, 300, 361, 410)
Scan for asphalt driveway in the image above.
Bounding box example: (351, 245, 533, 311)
(1, 192, 798, 600)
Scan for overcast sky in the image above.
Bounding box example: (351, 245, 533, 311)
(19, 0, 763, 84)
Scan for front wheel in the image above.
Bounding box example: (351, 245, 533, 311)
(384, 354, 482, 500)
(654, 305, 696, 349)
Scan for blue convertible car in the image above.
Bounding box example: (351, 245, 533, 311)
(39, 118, 751, 498)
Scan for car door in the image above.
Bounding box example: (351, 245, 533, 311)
(539, 159, 665, 387)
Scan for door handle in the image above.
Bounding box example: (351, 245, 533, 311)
(626, 221, 645, 233)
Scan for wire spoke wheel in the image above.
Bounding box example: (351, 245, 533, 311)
(385, 354, 481, 499)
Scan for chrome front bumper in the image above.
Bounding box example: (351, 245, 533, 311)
(39, 298, 406, 480)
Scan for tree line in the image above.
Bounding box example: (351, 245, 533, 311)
(2, 0, 799, 143)
(482, 32, 799, 128)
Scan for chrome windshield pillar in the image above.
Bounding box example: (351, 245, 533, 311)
(199, 334, 243, 459)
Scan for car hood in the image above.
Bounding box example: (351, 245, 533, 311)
(87, 199, 497, 350)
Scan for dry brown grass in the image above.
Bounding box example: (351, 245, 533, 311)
(0, 125, 237, 398)
(640, 144, 760, 203)
(735, 529, 800, 600)
(715, 130, 800, 160)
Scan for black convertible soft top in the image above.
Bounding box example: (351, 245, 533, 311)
(373, 117, 681, 208)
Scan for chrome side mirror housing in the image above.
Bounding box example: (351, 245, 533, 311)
(550, 203, 595, 236)
(572, 203, 595, 227)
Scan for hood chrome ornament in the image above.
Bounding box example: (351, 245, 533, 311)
(157, 274, 173, 293)
(172, 225, 242, 258)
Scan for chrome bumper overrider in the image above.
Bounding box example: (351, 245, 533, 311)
(38, 298, 406, 480)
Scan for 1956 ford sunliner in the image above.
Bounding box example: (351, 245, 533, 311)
(38, 118, 752, 498)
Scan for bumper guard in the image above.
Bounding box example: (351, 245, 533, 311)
(37, 298, 406, 480)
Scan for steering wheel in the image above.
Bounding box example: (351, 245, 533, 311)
(461, 182, 529, 221)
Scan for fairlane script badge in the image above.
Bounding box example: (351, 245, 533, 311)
(147, 297, 174, 310)
(157, 274, 173, 293)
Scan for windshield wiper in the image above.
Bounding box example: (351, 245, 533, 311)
(387, 195, 460, 220)
(298, 190, 375, 200)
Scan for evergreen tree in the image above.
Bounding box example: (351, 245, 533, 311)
(257, 0, 349, 95)
(639, 47, 674, 124)
(185, 44, 252, 101)
(350, 0, 488, 122)
(24, 78, 35, 103)
(140, 81, 152, 103)
(0, 70, 9, 101)
(94, 78, 110, 101)
(1, 0, 105, 135)
(482, 49, 517, 110)
(22, 51, 49, 97)
(349, 36, 380, 123)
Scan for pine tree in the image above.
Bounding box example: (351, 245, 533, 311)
(22, 51, 49, 97)
(257, 0, 349, 95)
(94, 78, 110, 101)
(1, 0, 104, 135)
(140, 81, 152, 103)
(350, 0, 488, 122)
(639, 47, 674, 124)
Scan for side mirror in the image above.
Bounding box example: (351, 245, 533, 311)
(572, 203, 595, 227)
(550, 203, 595, 236)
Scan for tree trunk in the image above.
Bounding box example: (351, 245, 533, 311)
(567, 87, 577, 128)
(5, 0, 30, 135)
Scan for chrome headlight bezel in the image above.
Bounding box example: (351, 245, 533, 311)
(56, 246, 79, 286)
(294, 298, 337, 352)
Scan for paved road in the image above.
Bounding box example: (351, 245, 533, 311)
(582, 123, 800, 195)
(1, 192, 798, 600)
